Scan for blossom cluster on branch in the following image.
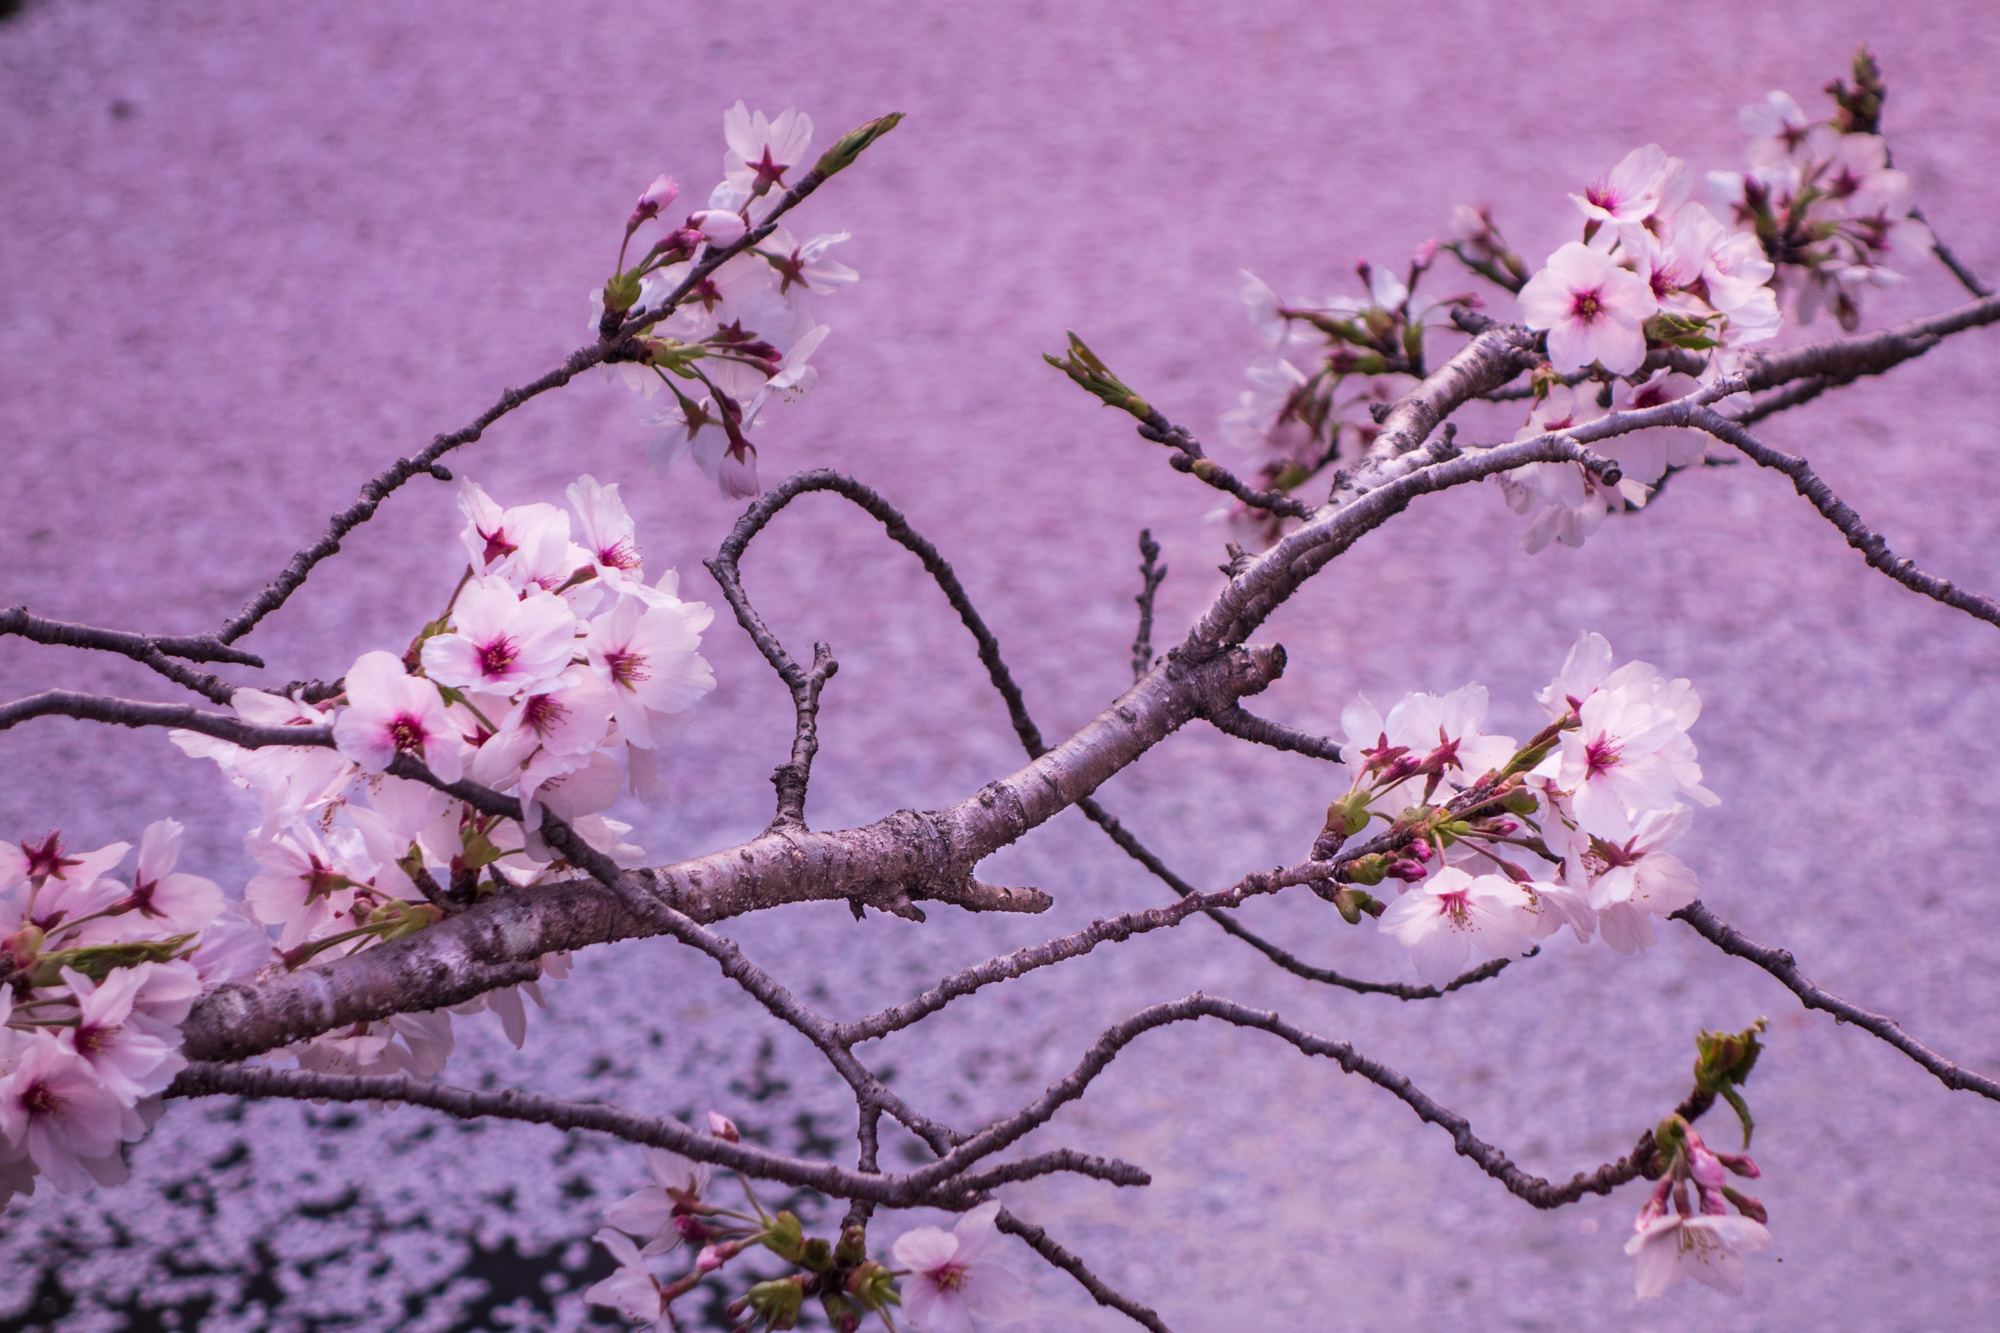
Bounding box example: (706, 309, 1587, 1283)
(6, 44, 1999, 1333)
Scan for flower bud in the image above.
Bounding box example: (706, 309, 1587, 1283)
(690, 209, 748, 246)
(708, 1111, 740, 1142)
(697, 1244, 725, 1273)
(628, 174, 679, 227)
(1342, 854, 1389, 886)
(1411, 237, 1440, 269)
(761, 1210, 806, 1263)
(1721, 1185, 1769, 1224)
(845, 1261, 898, 1312)
(743, 1276, 806, 1329)
(1385, 858, 1428, 882)
(833, 1225, 868, 1266)
(811, 111, 905, 180)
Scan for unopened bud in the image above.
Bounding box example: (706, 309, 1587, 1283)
(845, 1261, 898, 1312)
(1411, 237, 1440, 269)
(628, 174, 679, 227)
(743, 1276, 806, 1329)
(1385, 858, 1428, 882)
(761, 1210, 806, 1263)
(689, 209, 747, 246)
(1342, 853, 1389, 886)
(833, 1225, 868, 1266)
(708, 1110, 740, 1142)
(1721, 1185, 1769, 1224)
(602, 269, 643, 316)
(696, 1244, 725, 1273)
(812, 111, 905, 180)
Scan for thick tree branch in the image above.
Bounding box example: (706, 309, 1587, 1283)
(1673, 902, 2000, 1100)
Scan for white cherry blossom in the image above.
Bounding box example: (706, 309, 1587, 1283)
(1626, 1213, 1771, 1297)
(1378, 867, 1535, 989)
(332, 651, 468, 784)
(420, 577, 580, 695)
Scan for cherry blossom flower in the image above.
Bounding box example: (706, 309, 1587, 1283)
(1518, 242, 1658, 374)
(722, 101, 814, 198)
(332, 651, 468, 784)
(58, 965, 186, 1104)
(469, 665, 616, 792)
(745, 323, 829, 426)
(566, 475, 643, 578)
(1570, 144, 1683, 228)
(1378, 867, 1534, 989)
(1626, 1213, 1771, 1297)
(604, 1147, 716, 1257)
(585, 593, 716, 749)
(243, 824, 366, 950)
(1569, 804, 1702, 915)
(1557, 687, 1685, 840)
(94, 819, 223, 936)
(584, 1228, 667, 1327)
(0, 1033, 131, 1194)
(892, 1201, 1031, 1333)
(0, 832, 129, 898)
(419, 577, 580, 695)
(1741, 90, 1815, 165)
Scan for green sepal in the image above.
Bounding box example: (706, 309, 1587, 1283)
(812, 111, 905, 179)
(761, 1210, 806, 1263)
(30, 934, 197, 988)
(602, 269, 643, 315)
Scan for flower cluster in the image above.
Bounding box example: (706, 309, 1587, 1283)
(1627, 1115, 1770, 1297)
(594, 102, 864, 498)
(1709, 51, 1932, 330)
(1219, 250, 1474, 542)
(584, 1116, 1026, 1332)
(0, 823, 267, 1203)
(1324, 631, 1715, 988)
(174, 474, 711, 1076)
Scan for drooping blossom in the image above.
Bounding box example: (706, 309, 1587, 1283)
(891, 1201, 1032, 1333)
(1626, 1213, 1772, 1297)
(583, 1228, 667, 1328)
(604, 1147, 716, 1257)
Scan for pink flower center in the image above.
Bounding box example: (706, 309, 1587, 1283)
(597, 538, 641, 571)
(388, 716, 428, 754)
(1584, 735, 1621, 778)
(477, 635, 520, 679)
(928, 1259, 970, 1292)
(77, 1022, 113, 1055)
(604, 650, 650, 691)
(748, 146, 789, 191)
(1584, 182, 1620, 211)
(1435, 888, 1471, 925)
(1569, 287, 1606, 324)
(23, 1080, 60, 1117)
(477, 525, 516, 567)
(20, 832, 80, 882)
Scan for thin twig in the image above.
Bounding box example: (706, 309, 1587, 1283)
(1134, 413, 1315, 520)
(1689, 407, 2000, 633)
(996, 1209, 1171, 1333)
(1130, 529, 1166, 684)
(1673, 902, 2000, 1100)
(1912, 206, 1993, 299)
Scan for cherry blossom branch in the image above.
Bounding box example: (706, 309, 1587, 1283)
(1686, 406, 2000, 633)
(1131, 412, 1316, 520)
(0, 691, 327, 742)
(0, 606, 262, 704)
(1911, 206, 1993, 299)
(1672, 902, 2000, 1101)
(164, 1062, 1133, 1206)
(994, 1208, 1172, 1333)
(1130, 529, 1166, 684)
(901, 993, 1662, 1212)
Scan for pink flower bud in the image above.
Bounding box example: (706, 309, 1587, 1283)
(1634, 1174, 1673, 1229)
(707, 1111, 740, 1142)
(690, 209, 748, 246)
(628, 174, 679, 227)
(1385, 858, 1428, 882)
(1714, 1150, 1762, 1179)
(697, 1244, 725, 1273)
(1412, 237, 1440, 269)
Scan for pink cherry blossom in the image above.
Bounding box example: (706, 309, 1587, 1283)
(1518, 242, 1658, 375)
(243, 825, 365, 950)
(95, 818, 224, 935)
(0, 1033, 130, 1194)
(629, 174, 678, 227)
(1557, 687, 1683, 840)
(604, 1147, 714, 1257)
(419, 577, 580, 695)
(1570, 144, 1683, 228)
(0, 831, 129, 897)
(470, 666, 616, 791)
(566, 475, 643, 577)
(585, 594, 716, 748)
(332, 651, 468, 783)
(58, 965, 187, 1103)
(1377, 867, 1534, 989)
(891, 1201, 1031, 1333)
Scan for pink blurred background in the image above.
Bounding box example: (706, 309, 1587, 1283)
(3, 1, 1998, 1328)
